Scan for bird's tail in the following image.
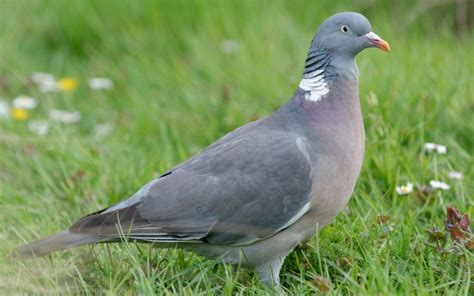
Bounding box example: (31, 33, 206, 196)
(14, 230, 101, 258)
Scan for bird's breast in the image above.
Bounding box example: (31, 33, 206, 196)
(303, 87, 365, 228)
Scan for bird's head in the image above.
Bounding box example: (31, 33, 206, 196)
(311, 12, 390, 57)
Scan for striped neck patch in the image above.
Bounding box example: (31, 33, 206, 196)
(299, 49, 332, 102)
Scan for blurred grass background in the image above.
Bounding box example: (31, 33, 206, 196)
(0, 0, 473, 294)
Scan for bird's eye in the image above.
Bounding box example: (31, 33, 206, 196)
(341, 25, 349, 33)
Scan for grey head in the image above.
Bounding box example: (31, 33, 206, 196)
(299, 12, 389, 101)
(311, 12, 390, 57)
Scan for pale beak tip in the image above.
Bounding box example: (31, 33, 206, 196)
(364, 32, 390, 52)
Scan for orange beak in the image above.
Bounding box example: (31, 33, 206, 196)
(364, 32, 390, 52)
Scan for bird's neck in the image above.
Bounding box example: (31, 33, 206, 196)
(298, 48, 358, 103)
(275, 48, 361, 124)
(276, 48, 361, 124)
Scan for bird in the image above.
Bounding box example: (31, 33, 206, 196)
(15, 12, 389, 286)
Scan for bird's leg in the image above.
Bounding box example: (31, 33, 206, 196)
(254, 256, 285, 286)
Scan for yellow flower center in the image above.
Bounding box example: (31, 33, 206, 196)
(11, 108, 29, 120)
(58, 77, 78, 91)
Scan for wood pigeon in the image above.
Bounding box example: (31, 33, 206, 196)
(15, 11, 390, 286)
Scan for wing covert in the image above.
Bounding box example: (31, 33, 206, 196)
(139, 128, 313, 245)
(70, 122, 314, 246)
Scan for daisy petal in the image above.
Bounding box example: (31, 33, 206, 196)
(396, 182, 413, 195)
(448, 171, 463, 180)
(429, 180, 450, 190)
(423, 142, 447, 155)
(89, 77, 113, 90)
(94, 123, 113, 139)
(0, 99, 10, 119)
(32, 73, 59, 92)
(31, 72, 55, 84)
(13, 95, 37, 110)
(28, 120, 49, 136)
(49, 109, 81, 124)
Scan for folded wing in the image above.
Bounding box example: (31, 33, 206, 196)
(70, 123, 314, 246)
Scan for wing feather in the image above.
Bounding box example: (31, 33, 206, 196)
(69, 119, 314, 246)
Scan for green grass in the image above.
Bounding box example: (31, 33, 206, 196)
(0, 0, 473, 294)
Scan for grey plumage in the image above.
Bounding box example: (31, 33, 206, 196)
(15, 11, 389, 286)
(15, 231, 100, 257)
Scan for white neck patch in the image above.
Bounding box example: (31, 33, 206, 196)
(299, 70, 329, 102)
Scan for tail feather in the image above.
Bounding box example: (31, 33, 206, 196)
(14, 230, 101, 258)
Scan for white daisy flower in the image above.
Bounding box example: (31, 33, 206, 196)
(32, 72, 59, 92)
(89, 77, 114, 90)
(395, 182, 413, 195)
(220, 39, 239, 54)
(435, 145, 446, 154)
(429, 180, 450, 190)
(94, 123, 113, 138)
(447, 171, 463, 180)
(28, 120, 49, 136)
(32, 72, 55, 84)
(39, 79, 59, 92)
(423, 143, 436, 152)
(49, 109, 81, 124)
(423, 142, 446, 155)
(13, 95, 38, 109)
(0, 99, 10, 119)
